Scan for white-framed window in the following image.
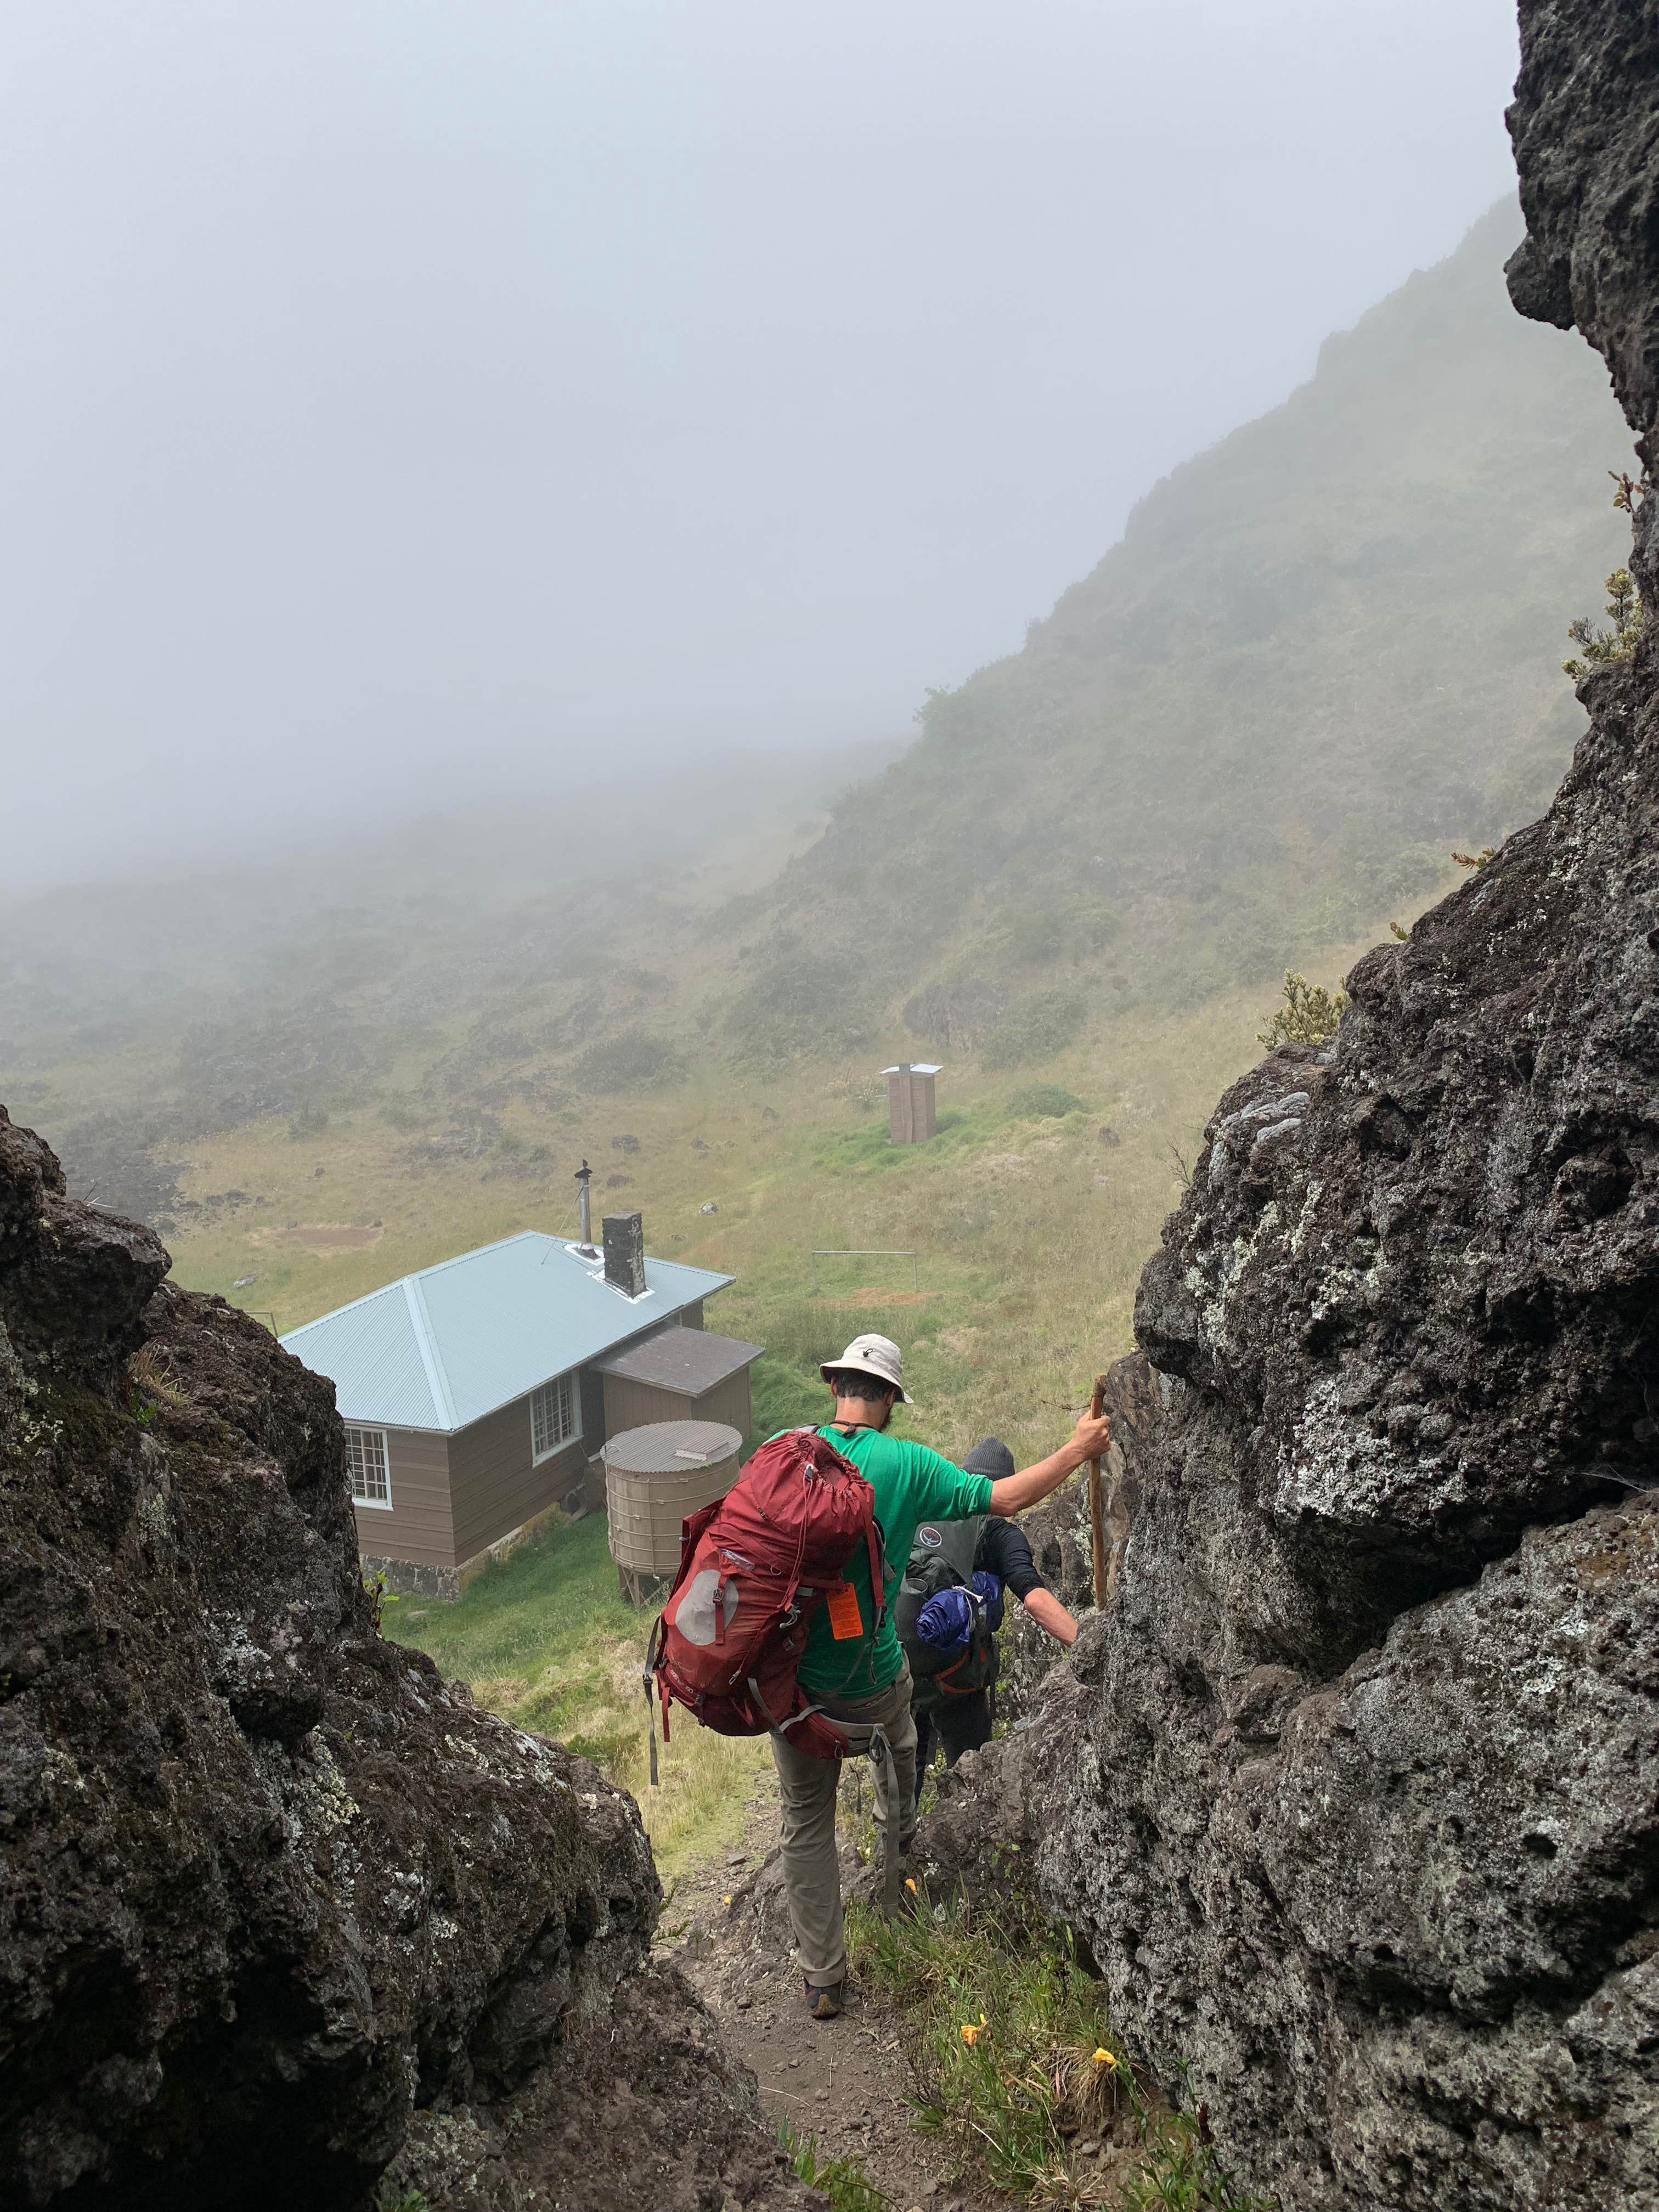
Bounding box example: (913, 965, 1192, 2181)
(531, 1372, 580, 1463)
(346, 1426, 392, 1509)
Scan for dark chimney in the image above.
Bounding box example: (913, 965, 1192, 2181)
(602, 1211, 646, 1297)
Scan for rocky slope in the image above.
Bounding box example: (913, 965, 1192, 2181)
(917, 13, 1659, 2208)
(0, 1105, 811, 2210)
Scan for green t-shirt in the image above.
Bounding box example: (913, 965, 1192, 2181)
(795, 1426, 994, 1701)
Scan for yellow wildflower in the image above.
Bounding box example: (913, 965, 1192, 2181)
(1091, 2047, 1116, 2068)
(960, 2023, 980, 2047)
(721, 1894, 731, 1907)
(905, 1877, 918, 1894)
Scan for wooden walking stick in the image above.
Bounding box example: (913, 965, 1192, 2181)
(1087, 1372, 1110, 1610)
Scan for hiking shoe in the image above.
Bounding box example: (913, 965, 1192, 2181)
(803, 1977, 844, 2020)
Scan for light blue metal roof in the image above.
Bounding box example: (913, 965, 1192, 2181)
(280, 1233, 733, 1432)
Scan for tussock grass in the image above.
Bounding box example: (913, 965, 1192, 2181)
(847, 1897, 1275, 2210)
(780, 2126, 891, 2211)
(386, 1513, 769, 1881)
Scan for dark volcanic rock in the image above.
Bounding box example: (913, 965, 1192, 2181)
(380, 1962, 814, 2211)
(917, 22, 1659, 2208)
(0, 1106, 811, 2211)
(1505, 1, 1659, 471)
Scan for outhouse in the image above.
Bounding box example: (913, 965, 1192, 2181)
(882, 1062, 941, 1144)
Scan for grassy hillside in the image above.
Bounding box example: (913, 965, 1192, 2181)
(0, 742, 895, 1221)
(728, 198, 1630, 1049)
(126, 922, 1417, 1451)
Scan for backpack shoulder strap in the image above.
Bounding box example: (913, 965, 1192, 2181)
(865, 1515, 888, 1632)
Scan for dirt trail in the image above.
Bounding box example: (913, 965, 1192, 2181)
(656, 1779, 999, 2212)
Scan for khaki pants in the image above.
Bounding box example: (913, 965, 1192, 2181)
(770, 1658, 918, 1989)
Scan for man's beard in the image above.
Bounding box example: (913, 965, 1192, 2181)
(839, 1397, 895, 1431)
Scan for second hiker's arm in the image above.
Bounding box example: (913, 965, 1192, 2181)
(1023, 1585, 1079, 1645)
(986, 1410, 1111, 1517)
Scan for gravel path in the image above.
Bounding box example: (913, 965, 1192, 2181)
(655, 1777, 1003, 2212)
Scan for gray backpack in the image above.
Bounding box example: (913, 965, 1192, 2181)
(895, 1516, 997, 1708)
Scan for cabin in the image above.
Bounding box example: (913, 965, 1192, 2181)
(281, 1212, 763, 1599)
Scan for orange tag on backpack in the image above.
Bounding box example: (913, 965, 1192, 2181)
(826, 1581, 862, 1640)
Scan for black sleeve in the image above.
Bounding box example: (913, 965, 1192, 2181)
(975, 1516, 1045, 1601)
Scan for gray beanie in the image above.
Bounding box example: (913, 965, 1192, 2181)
(962, 1436, 1015, 1482)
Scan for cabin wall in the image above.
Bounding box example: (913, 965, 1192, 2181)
(448, 1392, 586, 1566)
(347, 1291, 724, 1585)
(689, 1366, 754, 1441)
(599, 1364, 755, 1446)
(352, 1426, 455, 1569)
(581, 1300, 708, 1451)
(578, 1365, 607, 1452)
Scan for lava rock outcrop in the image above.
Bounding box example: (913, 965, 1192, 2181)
(925, 14, 1659, 2206)
(0, 1107, 810, 2211)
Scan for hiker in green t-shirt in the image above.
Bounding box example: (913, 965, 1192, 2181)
(775, 1331, 1111, 2019)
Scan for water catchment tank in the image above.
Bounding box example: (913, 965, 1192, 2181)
(603, 1419, 743, 1590)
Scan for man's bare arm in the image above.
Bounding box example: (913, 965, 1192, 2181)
(986, 1411, 1111, 1517)
(1022, 1586, 1079, 1645)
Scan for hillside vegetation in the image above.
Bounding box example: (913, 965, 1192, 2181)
(728, 198, 1628, 1051)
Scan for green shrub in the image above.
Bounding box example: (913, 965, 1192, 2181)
(980, 990, 1086, 1070)
(902, 975, 1006, 1051)
(569, 1028, 686, 1093)
(1256, 971, 1346, 1048)
(849, 1895, 1122, 2199)
(1005, 1084, 1090, 1120)
(1122, 2101, 1278, 2211)
(725, 951, 873, 1060)
(1563, 566, 1641, 680)
(1003, 904, 1066, 966)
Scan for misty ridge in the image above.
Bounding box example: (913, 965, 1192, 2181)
(1, 199, 1629, 1228)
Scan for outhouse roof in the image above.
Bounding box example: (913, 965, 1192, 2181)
(594, 1325, 763, 1396)
(280, 1233, 732, 1433)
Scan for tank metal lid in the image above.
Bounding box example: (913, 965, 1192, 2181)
(601, 1419, 743, 1475)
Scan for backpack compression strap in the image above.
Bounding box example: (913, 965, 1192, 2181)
(865, 1519, 889, 1632)
(642, 1615, 665, 1779)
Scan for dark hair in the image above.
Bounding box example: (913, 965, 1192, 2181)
(825, 1368, 897, 1404)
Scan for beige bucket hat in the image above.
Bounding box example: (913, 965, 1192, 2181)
(820, 1331, 913, 1404)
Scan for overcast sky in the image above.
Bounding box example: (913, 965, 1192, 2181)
(3, 1, 1523, 893)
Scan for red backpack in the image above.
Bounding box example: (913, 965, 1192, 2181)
(644, 1427, 885, 1765)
